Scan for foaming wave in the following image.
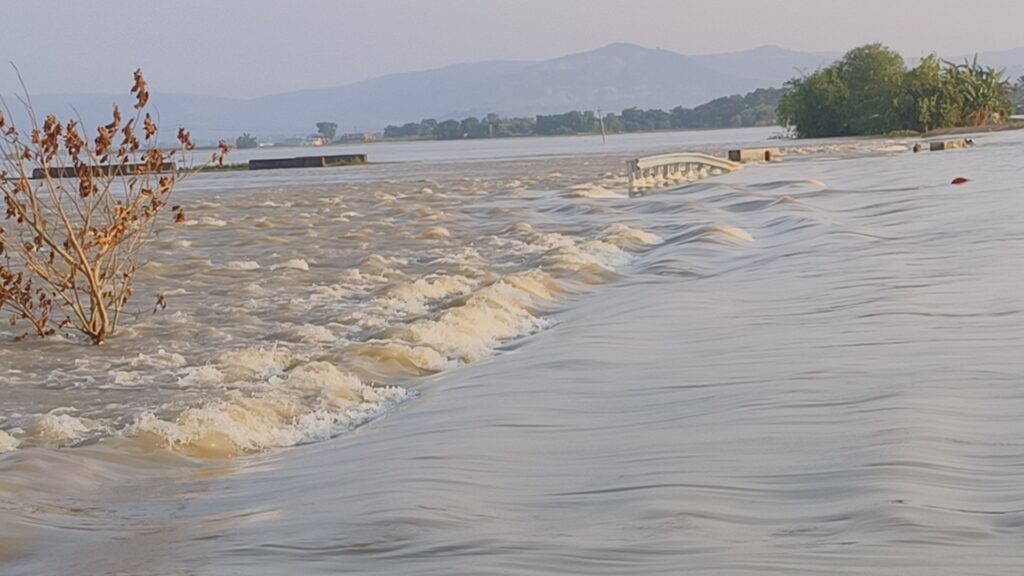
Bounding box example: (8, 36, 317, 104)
(286, 324, 338, 343)
(190, 216, 227, 227)
(536, 233, 628, 278)
(705, 224, 756, 243)
(523, 231, 619, 277)
(748, 179, 828, 192)
(496, 221, 662, 281)
(130, 349, 187, 370)
(179, 365, 225, 388)
(339, 268, 392, 290)
(215, 346, 294, 383)
(309, 283, 354, 303)
(665, 223, 756, 247)
(270, 258, 310, 271)
(563, 183, 626, 199)
(397, 271, 564, 362)
(362, 254, 409, 277)
(770, 195, 800, 206)
(379, 275, 477, 315)
(879, 144, 909, 153)
(0, 429, 20, 453)
(225, 260, 261, 271)
(347, 341, 450, 375)
(374, 191, 398, 204)
(430, 246, 485, 267)
(130, 357, 405, 457)
(28, 413, 99, 447)
(423, 226, 451, 239)
(415, 206, 449, 221)
(603, 223, 662, 248)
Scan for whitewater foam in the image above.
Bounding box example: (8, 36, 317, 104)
(131, 362, 406, 457)
(706, 224, 755, 243)
(349, 341, 450, 375)
(271, 258, 310, 271)
(399, 271, 561, 362)
(178, 365, 227, 388)
(0, 430, 19, 453)
(287, 324, 338, 343)
(130, 349, 188, 369)
(564, 183, 626, 199)
(29, 413, 97, 447)
(423, 226, 452, 239)
(603, 223, 662, 248)
(225, 260, 261, 271)
(379, 275, 477, 315)
(215, 347, 294, 383)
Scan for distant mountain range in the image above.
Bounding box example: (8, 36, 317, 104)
(11, 43, 1023, 142)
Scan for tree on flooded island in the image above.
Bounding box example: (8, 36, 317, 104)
(777, 43, 1015, 138)
(0, 70, 228, 345)
(235, 132, 258, 149)
(316, 122, 337, 142)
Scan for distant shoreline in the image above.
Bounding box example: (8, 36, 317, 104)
(923, 122, 1024, 138)
(208, 122, 1024, 162)
(374, 124, 782, 144)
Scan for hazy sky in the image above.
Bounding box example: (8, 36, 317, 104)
(3, 0, 1022, 97)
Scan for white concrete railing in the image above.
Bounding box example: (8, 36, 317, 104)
(627, 152, 741, 196)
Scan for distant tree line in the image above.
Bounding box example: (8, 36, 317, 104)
(381, 88, 782, 140)
(778, 43, 1018, 138)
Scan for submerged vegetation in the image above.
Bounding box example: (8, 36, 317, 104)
(381, 88, 782, 140)
(778, 44, 1016, 138)
(0, 70, 228, 344)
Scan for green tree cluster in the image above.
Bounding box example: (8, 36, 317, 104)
(316, 121, 338, 141)
(671, 88, 780, 129)
(778, 44, 1014, 138)
(235, 132, 258, 149)
(381, 87, 782, 141)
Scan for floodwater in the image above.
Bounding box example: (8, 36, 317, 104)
(2, 127, 1024, 574)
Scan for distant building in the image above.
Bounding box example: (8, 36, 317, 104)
(337, 132, 378, 143)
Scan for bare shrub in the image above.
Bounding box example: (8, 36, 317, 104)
(0, 69, 228, 344)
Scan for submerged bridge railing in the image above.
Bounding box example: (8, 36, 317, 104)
(627, 153, 741, 196)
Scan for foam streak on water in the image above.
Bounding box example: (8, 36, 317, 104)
(2, 128, 1024, 574)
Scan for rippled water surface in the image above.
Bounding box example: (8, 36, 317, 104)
(2, 127, 1024, 574)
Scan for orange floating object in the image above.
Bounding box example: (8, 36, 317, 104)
(951, 177, 970, 185)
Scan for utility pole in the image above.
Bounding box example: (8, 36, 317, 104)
(598, 107, 607, 145)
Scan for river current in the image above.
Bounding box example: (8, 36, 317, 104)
(2, 127, 1023, 574)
